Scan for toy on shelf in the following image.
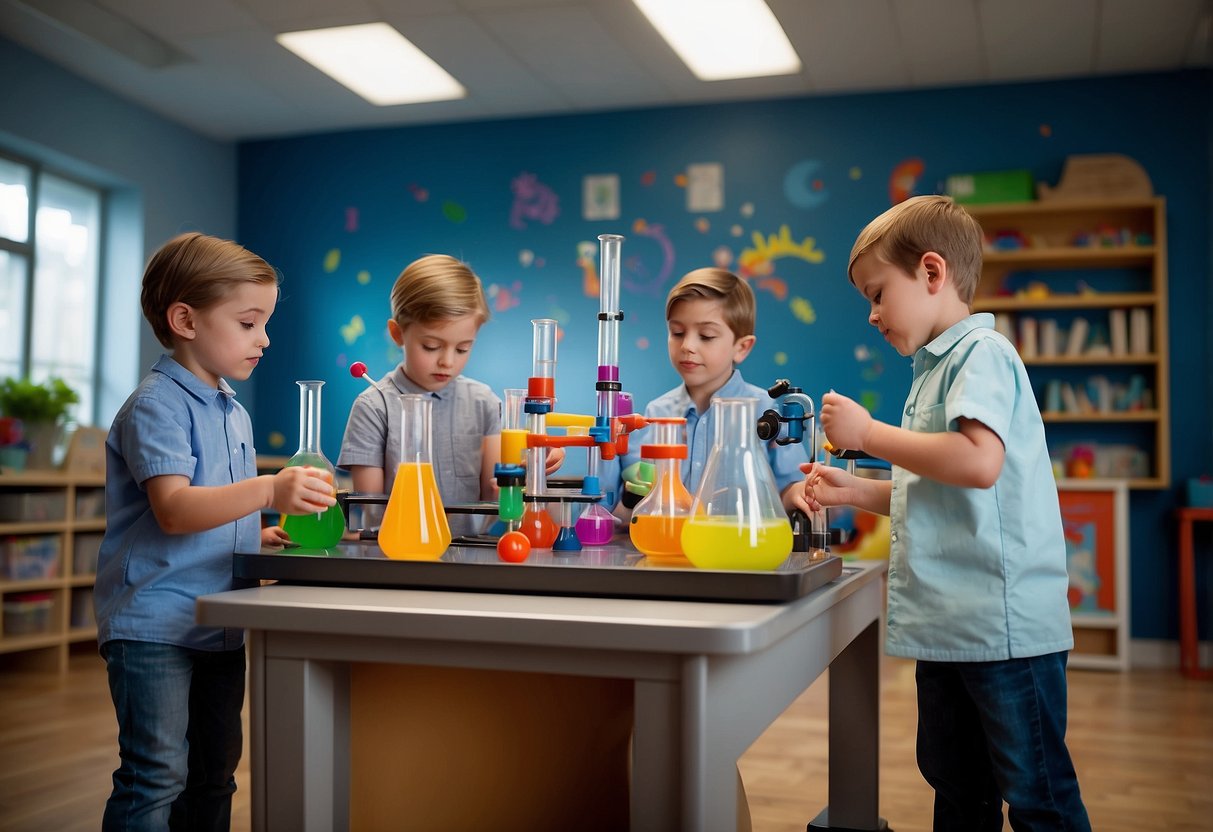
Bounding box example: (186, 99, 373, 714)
(495, 234, 647, 560)
(1037, 153, 1153, 201)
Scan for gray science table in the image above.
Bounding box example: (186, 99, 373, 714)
(196, 545, 888, 832)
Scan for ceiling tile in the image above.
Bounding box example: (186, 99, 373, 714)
(1097, 0, 1207, 73)
(979, 0, 1098, 81)
(774, 0, 910, 92)
(892, 0, 985, 87)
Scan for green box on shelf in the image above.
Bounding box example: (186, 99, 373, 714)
(946, 170, 1035, 205)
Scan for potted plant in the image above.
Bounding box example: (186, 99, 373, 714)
(0, 376, 80, 470)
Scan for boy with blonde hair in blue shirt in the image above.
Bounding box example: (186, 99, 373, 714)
(96, 232, 336, 830)
(802, 195, 1090, 830)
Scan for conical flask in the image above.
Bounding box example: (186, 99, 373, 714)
(281, 380, 345, 548)
(380, 394, 452, 560)
(629, 418, 693, 563)
(680, 398, 793, 570)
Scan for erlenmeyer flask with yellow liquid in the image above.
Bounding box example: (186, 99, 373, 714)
(680, 397, 793, 570)
(380, 393, 451, 560)
(280, 380, 345, 548)
(629, 417, 693, 564)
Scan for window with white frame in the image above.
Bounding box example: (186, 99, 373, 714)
(0, 153, 102, 425)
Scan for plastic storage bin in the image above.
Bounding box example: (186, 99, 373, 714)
(3, 591, 55, 636)
(1, 535, 62, 580)
(73, 532, 103, 575)
(0, 491, 67, 522)
(70, 588, 94, 629)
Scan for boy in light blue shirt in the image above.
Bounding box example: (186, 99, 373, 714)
(614, 267, 810, 514)
(802, 196, 1089, 830)
(95, 233, 336, 830)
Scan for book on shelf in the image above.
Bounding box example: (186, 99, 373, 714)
(1129, 308, 1151, 354)
(1109, 309, 1128, 356)
(1039, 319, 1060, 357)
(1018, 317, 1038, 359)
(1066, 317, 1090, 357)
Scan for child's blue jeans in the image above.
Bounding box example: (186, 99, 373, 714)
(101, 640, 246, 832)
(915, 651, 1091, 832)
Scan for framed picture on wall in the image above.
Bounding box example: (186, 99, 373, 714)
(1057, 479, 1130, 671)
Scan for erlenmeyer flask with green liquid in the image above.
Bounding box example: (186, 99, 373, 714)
(280, 380, 345, 548)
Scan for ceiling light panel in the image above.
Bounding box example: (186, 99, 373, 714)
(632, 0, 801, 81)
(276, 22, 465, 105)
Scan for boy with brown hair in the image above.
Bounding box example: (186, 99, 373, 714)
(802, 195, 1090, 829)
(95, 232, 336, 830)
(617, 267, 809, 514)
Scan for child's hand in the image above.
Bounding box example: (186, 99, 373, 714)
(269, 466, 336, 515)
(261, 525, 291, 548)
(798, 461, 854, 511)
(820, 391, 873, 452)
(544, 446, 566, 476)
(621, 461, 655, 497)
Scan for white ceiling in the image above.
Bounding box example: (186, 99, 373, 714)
(3, 0, 1211, 142)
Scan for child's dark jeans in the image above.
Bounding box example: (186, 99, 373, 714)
(915, 651, 1091, 831)
(102, 640, 246, 832)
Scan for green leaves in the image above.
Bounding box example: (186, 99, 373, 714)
(0, 377, 80, 423)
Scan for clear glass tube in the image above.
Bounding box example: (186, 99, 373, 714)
(500, 387, 528, 467)
(281, 380, 344, 549)
(531, 318, 558, 383)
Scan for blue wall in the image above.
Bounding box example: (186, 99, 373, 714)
(0, 37, 238, 423)
(239, 70, 1212, 644)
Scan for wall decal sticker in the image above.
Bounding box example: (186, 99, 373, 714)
(356, 270, 371, 285)
(783, 159, 830, 209)
(510, 172, 559, 229)
(323, 248, 341, 273)
(625, 219, 676, 296)
(576, 241, 599, 297)
(340, 315, 365, 345)
(345, 206, 359, 232)
(407, 183, 429, 202)
(442, 200, 468, 223)
(583, 173, 620, 221)
(738, 225, 825, 279)
(487, 281, 522, 312)
(889, 157, 925, 204)
(789, 296, 817, 325)
(640, 170, 656, 187)
(686, 162, 724, 212)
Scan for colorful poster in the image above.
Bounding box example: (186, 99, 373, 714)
(1058, 489, 1119, 615)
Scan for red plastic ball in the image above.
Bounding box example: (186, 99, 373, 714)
(497, 531, 531, 563)
(349, 361, 368, 378)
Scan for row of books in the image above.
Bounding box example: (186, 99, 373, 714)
(994, 309, 1152, 358)
(1042, 375, 1152, 415)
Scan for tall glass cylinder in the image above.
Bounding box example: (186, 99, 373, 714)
(281, 380, 344, 548)
(380, 394, 451, 560)
(681, 398, 793, 570)
(500, 387, 528, 466)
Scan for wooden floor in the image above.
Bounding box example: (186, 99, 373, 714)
(1, 650, 1211, 831)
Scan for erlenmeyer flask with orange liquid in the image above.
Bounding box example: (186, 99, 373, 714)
(680, 397, 793, 570)
(380, 393, 451, 560)
(280, 380, 345, 548)
(629, 418, 693, 564)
